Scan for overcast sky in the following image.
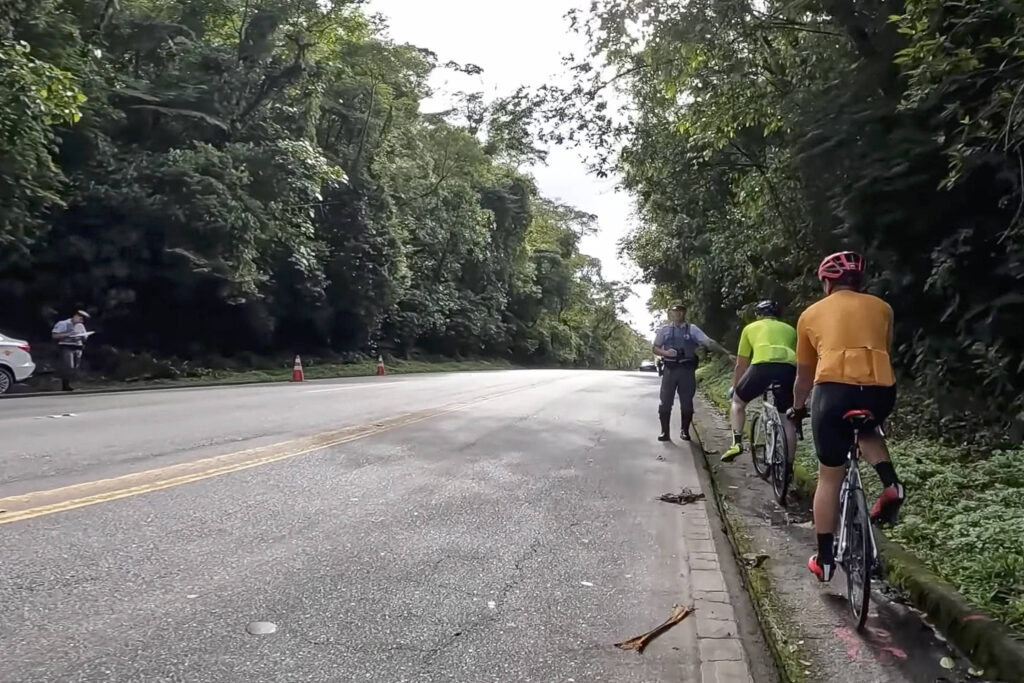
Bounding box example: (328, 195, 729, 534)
(366, 0, 656, 334)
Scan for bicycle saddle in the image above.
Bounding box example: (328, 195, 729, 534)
(843, 409, 876, 425)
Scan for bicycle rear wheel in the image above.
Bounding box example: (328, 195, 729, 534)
(844, 486, 873, 631)
(770, 416, 790, 505)
(749, 411, 769, 479)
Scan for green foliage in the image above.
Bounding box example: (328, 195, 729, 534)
(546, 0, 1024, 442)
(0, 40, 84, 253)
(0, 0, 643, 369)
(890, 443, 1024, 629)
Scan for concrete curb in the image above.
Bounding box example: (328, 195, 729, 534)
(1, 377, 293, 399)
(689, 422, 803, 683)
(698, 387, 1024, 682)
(878, 529, 1024, 681)
(0, 365, 517, 400)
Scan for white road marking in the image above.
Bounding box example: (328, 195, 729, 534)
(303, 383, 396, 394)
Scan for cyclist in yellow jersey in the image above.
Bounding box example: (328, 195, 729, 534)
(721, 300, 798, 464)
(790, 251, 904, 583)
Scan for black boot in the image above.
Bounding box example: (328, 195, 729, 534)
(658, 409, 671, 442)
(680, 412, 693, 441)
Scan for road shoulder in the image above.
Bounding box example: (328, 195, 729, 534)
(676, 438, 778, 683)
(691, 393, 975, 683)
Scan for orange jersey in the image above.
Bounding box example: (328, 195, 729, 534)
(796, 290, 895, 386)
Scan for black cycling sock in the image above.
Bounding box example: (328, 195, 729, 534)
(817, 533, 835, 565)
(874, 461, 899, 489)
(732, 431, 743, 445)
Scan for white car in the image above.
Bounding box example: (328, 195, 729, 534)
(0, 331, 36, 394)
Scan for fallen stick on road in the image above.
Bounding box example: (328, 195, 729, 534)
(614, 604, 694, 654)
(657, 488, 705, 505)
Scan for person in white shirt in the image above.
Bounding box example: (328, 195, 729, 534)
(52, 310, 90, 392)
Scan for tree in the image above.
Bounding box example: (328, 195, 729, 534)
(542, 0, 1024, 438)
(0, 0, 643, 370)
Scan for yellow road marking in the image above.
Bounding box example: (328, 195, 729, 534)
(0, 382, 540, 526)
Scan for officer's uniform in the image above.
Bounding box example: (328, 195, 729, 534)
(52, 312, 89, 391)
(653, 321, 713, 438)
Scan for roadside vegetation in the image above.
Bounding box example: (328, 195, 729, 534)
(527, 0, 1024, 443)
(17, 355, 514, 393)
(0, 0, 645, 372)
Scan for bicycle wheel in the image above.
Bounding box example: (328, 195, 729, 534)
(770, 414, 790, 505)
(844, 486, 873, 631)
(749, 411, 769, 479)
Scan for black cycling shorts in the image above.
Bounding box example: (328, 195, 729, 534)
(810, 382, 896, 467)
(734, 362, 796, 411)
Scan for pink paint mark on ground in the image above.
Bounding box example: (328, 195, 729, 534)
(835, 623, 908, 662)
(835, 625, 866, 661)
(865, 626, 908, 660)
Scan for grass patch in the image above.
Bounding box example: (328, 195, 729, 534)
(696, 357, 1024, 631)
(38, 358, 515, 393)
(722, 504, 807, 683)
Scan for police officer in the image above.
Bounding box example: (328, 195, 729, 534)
(51, 309, 91, 392)
(652, 301, 733, 441)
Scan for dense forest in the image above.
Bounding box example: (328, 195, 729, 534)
(0, 0, 645, 371)
(528, 0, 1024, 443)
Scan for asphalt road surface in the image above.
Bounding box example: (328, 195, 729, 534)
(1, 370, 755, 682)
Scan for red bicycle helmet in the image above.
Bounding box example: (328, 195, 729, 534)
(817, 251, 865, 281)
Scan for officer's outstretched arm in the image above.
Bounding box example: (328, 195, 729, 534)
(705, 338, 734, 360)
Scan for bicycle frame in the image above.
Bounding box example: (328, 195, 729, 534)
(760, 386, 782, 456)
(835, 426, 881, 574)
(761, 385, 796, 463)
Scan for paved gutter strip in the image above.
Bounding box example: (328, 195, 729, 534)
(689, 422, 807, 683)
(876, 537, 1024, 682)
(759, 412, 1024, 681)
(696, 380, 1024, 683)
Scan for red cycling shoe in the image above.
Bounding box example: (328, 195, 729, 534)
(808, 555, 836, 582)
(870, 483, 905, 524)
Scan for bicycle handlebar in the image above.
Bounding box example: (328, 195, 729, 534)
(786, 406, 809, 422)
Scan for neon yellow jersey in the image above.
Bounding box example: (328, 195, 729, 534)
(737, 318, 797, 365)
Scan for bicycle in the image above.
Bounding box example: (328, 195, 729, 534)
(748, 383, 791, 505)
(834, 408, 881, 631)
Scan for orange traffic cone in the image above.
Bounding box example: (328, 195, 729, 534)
(376, 355, 386, 376)
(291, 355, 305, 382)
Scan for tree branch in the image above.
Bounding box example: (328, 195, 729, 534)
(727, 141, 799, 235)
(352, 80, 377, 174)
(416, 141, 452, 199)
(237, 0, 251, 47)
(232, 61, 303, 129)
(592, 56, 685, 95)
(762, 21, 843, 38)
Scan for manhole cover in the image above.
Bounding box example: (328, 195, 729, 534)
(246, 621, 277, 635)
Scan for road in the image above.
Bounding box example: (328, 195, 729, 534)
(0, 371, 767, 682)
